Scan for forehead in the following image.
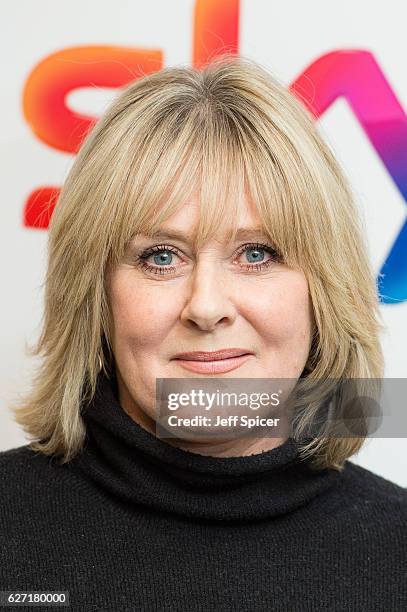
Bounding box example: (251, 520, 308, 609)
(148, 191, 265, 241)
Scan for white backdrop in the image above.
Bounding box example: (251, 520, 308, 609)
(1, 0, 406, 486)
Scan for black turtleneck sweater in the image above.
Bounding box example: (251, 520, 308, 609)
(1, 371, 406, 612)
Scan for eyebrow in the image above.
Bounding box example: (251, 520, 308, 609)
(134, 227, 269, 242)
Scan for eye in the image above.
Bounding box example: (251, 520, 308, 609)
(136, 245, 182, 275)
(135, 241, 281, 276)
(235, 242, 281, 271)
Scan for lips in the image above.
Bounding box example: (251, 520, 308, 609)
(173, 348, 252, 361)
(173, 353, 252, 375)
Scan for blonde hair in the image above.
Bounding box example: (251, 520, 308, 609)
(10, 54, 385, 469)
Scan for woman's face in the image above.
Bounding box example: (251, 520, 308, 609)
(106, 191, 315, 445)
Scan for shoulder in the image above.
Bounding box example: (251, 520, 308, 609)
(0, 444, 37, 460)
(338, 459, 407, 524)
(0, 444, 100, 530)
(0, 444, 73, 498)
(0, 443, 41, 469)
(0, 443, 52, 471)
(342, 459, 407, 500)
(304, 459, 407, 563)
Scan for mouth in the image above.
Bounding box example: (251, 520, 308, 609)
(173, 348, 252, 361)
(172, 349, 253, 374)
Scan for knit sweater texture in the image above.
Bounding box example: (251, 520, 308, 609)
(1, 370, 406, 611)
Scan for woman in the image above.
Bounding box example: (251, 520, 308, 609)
(1, 55, 406, 611)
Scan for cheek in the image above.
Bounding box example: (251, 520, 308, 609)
(108, 272, 178, 348)
(245, 274, 312, 344)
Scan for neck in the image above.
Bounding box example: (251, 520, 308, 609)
(161, 435, 288, 457)
(73, 369, 344, 522)
(116, 367, 288, 458)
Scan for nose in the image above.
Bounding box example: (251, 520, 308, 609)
(180, 259, 237, 332)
